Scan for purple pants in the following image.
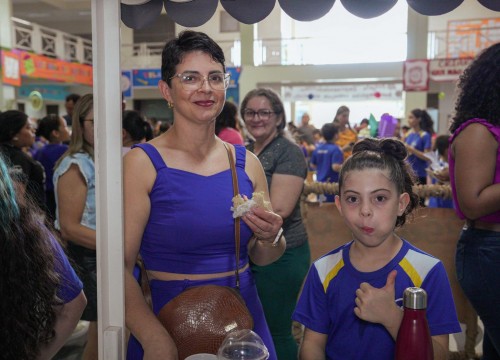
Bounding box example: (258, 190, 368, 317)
(127, 268, 277, 359)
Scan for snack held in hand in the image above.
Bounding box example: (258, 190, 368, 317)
(231, 191, 271, 218)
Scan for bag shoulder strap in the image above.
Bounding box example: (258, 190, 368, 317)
(223, 142, 242, 289)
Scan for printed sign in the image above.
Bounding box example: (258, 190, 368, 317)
(18, 51, 92, 85)
(122, 70, 133, 98)
(429, 58, 473, 82)
(403, 59, 429, 91)
(1, 50, 21, 87)
(132, 69, 162, 87)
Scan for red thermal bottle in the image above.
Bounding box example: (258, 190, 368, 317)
(395, 287, 433, 360)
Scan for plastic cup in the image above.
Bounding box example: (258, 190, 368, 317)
(217, 329, 269, 360)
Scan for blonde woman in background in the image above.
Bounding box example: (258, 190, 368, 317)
(53, 94, 98, 360)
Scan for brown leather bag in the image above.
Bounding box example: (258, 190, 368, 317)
(139, 143, 253, 360)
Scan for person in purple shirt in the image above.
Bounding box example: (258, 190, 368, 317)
(448, 42, 500, 359)
(0, 156, 86, 360)
(34, 114, 71, 221)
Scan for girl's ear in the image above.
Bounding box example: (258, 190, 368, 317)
(335, 195, 344, 217)
(50, 129, 59, 141)
(398, 192, 410, 216)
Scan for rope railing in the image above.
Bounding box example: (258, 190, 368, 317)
(303, 182, 453, 199)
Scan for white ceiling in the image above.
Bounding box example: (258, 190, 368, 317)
(11, 0, 92, 36)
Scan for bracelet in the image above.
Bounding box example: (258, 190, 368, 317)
(271, 228, 284, 247)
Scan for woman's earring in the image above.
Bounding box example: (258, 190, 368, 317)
(12, 136, 19, 141)
(167, 101, 174, 109)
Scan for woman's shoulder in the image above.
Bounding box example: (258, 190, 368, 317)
(55, 152, 94, 178)
(452, 118, 500, 139)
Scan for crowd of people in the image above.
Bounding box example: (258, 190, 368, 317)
(0, 31, 497, 359)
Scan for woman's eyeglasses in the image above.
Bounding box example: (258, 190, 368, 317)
(170, 72, 230, 91)
(242, 109, 275, 121)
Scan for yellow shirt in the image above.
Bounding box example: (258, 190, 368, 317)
(335, 128, 358, 159)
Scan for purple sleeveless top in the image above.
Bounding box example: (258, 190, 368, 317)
(449, 118, 500, 222)
(133, 143, 254, 273)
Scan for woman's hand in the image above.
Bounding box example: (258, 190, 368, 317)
(242, 206, 283, 245)
(245, 206, 285, 266)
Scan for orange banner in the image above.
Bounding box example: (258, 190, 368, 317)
(19, 51, 93, 86)
(1, 50, 21, 87)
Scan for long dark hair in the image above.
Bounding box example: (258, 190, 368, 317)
(411, 109, 434, 135)
(450, 43, 500, 133)
(215, 101, 239, 135)
(338, 138, 420, 227)
(0, 110, 28, 143)
(0, 155, 63, 359)
(36, 114, 61, 141)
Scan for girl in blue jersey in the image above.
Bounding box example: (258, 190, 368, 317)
(293, 137, 460, 360)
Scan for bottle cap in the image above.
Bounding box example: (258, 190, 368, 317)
(403, 287, 427, 309)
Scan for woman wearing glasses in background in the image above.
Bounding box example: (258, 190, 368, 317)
(242, 88, 310, 360)
(124, 31, 284, 359)
(53, 94, 98, 360)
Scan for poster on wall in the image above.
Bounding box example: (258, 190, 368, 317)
(226, 67, 241, 104)
(447, 18, 500, 58)
(429, 58, 473, 82)
(403, 59, 429, 91)
(1, 50, 21, 87)
(18, 51, 92, 85)
(132, 69, 161, 88)
(121, 70, 133, 98)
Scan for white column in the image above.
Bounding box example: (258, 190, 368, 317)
(404, 7, 429, 120)
(91, 0, 125, 358)
(0, 0, 16, 110)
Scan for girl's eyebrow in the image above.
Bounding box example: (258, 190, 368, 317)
(342, 188, 391, 194)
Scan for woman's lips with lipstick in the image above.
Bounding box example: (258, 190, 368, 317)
(194, 100, 214, 107)
(361, 226, 374, 234)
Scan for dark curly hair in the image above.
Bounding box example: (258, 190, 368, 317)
(0, 155, 63, 359)
(338, 138, 420, 227)
(450, 43, 500, 133)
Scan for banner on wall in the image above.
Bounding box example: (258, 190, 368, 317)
(132, 68, 161, 87)
(1, 50, 21, 87)
(429, 58, 473, 82)
(283, 83, 403, 102)
(121, 70, 133, 98)
(403, 59, 429, 91)
(226, 67, 241, 104)
(18, 51, 93, 86)
(19, 84, 69, 101)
